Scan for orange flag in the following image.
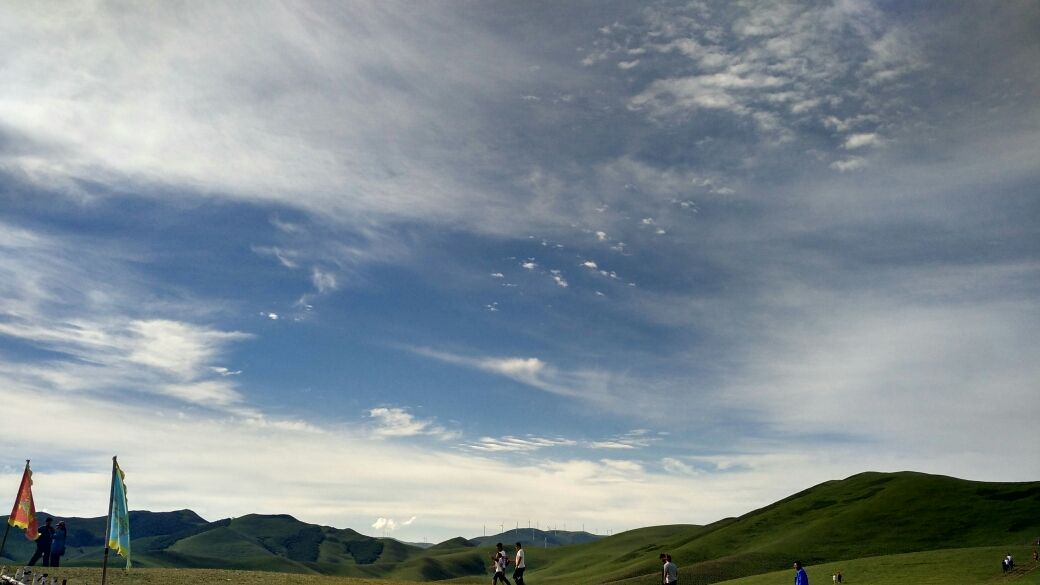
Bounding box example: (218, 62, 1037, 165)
(8, 463, 38, 541)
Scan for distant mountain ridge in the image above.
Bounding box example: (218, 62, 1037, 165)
(470, 528, 602, 548)
(1, 471, 1037, 584)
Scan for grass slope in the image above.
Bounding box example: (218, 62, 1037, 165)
(714, 545, 1040, 585)
(520, 471, 1040, 585)
(0, 567, 429, 585)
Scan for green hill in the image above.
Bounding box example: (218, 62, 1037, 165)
(527, 471, 1040, 584)
(1, 472, 1036, 584)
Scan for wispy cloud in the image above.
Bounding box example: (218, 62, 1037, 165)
(408, 348, 615, 403)
(467, 430, 659, 454)
(465, 436, 577, 453)
(589, 430, 659, 450)
(311, 267, 338, 294)
(0, 222, 251, 412)
(368, 407, 458, 440)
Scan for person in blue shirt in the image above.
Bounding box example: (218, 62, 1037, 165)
(49, 520, 67, 567)
(793, 560, 809, 585)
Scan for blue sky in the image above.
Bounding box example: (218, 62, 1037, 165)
(1, 1, 1038, 542)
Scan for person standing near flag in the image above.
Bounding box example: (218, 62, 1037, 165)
(49, 520, 67, 567)
(27, 517, 54, 566)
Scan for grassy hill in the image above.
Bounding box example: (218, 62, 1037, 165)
(525, 471, 1040, 585)
(1, 471, 1036, 584)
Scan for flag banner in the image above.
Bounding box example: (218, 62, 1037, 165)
(8, 464, 38, 541)
(107, 461, 131, 568)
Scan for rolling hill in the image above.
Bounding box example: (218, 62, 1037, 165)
(469, 528, 602, 548)
(1, 471, 1037, 584)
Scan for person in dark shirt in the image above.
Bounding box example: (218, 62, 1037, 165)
(27, 517, 55, 566)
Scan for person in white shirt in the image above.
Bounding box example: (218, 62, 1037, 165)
(491, 542, 512, 585)
(513, 542, 526, 585)
(662, 553, 678, 585)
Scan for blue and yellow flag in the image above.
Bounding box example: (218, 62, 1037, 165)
(107, 460, 131, 568)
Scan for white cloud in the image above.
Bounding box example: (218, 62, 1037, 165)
(622, 1, 926, 149)
(127, 319, 250, 381)
(589, 430, 658, 450)
(311, 267, 338, 294)
(368, 407, 457, 440)
(842, 132, 883, 150)
(582, 261, 598, 269)
(252, 245, 299, 269)
(0, 375, 856, 542)
(662, 457, 696, 475)
(161, 380, 243, 408)
(372, 515, 416, 531)
(409, 348, 616, 404)
(483, 357, 547, 379)
(466, 436, 577, 453)
(522, 261, 537, 270)
(0, 222, 251, 412)
(618, 59, 640, 70)
(0, 3, 549, 236)
(830, 157, 868, 172)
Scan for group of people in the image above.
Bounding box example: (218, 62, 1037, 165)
(660, 553, 814, 585)
(1002, 553, 1015, 574)
(489, 542, 525, 585)
(26, 517, 67, 568)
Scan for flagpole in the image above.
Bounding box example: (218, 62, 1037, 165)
(101, 456, 117, 585)
(0, 460, 30, 562)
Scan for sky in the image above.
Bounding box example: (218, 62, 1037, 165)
(0, 0, 1038, 544)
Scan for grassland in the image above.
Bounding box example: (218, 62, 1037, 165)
(7, 545, 1038, 585)
(2, 471, 1036, 584)
(714, 546, 1040, 585)
(1, 567, 427, 585)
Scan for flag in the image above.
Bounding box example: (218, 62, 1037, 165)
(8, 463, 38, 541)
(107, 460, 131, 568)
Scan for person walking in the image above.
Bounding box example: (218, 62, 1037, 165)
(49, 521, 67, 567)
(663, 554, 678, 585)
(490, 542, 512, 585)
(513, 542, 525, 585)
(793, 560, 809, 585)
(27, 517, 55, 566)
